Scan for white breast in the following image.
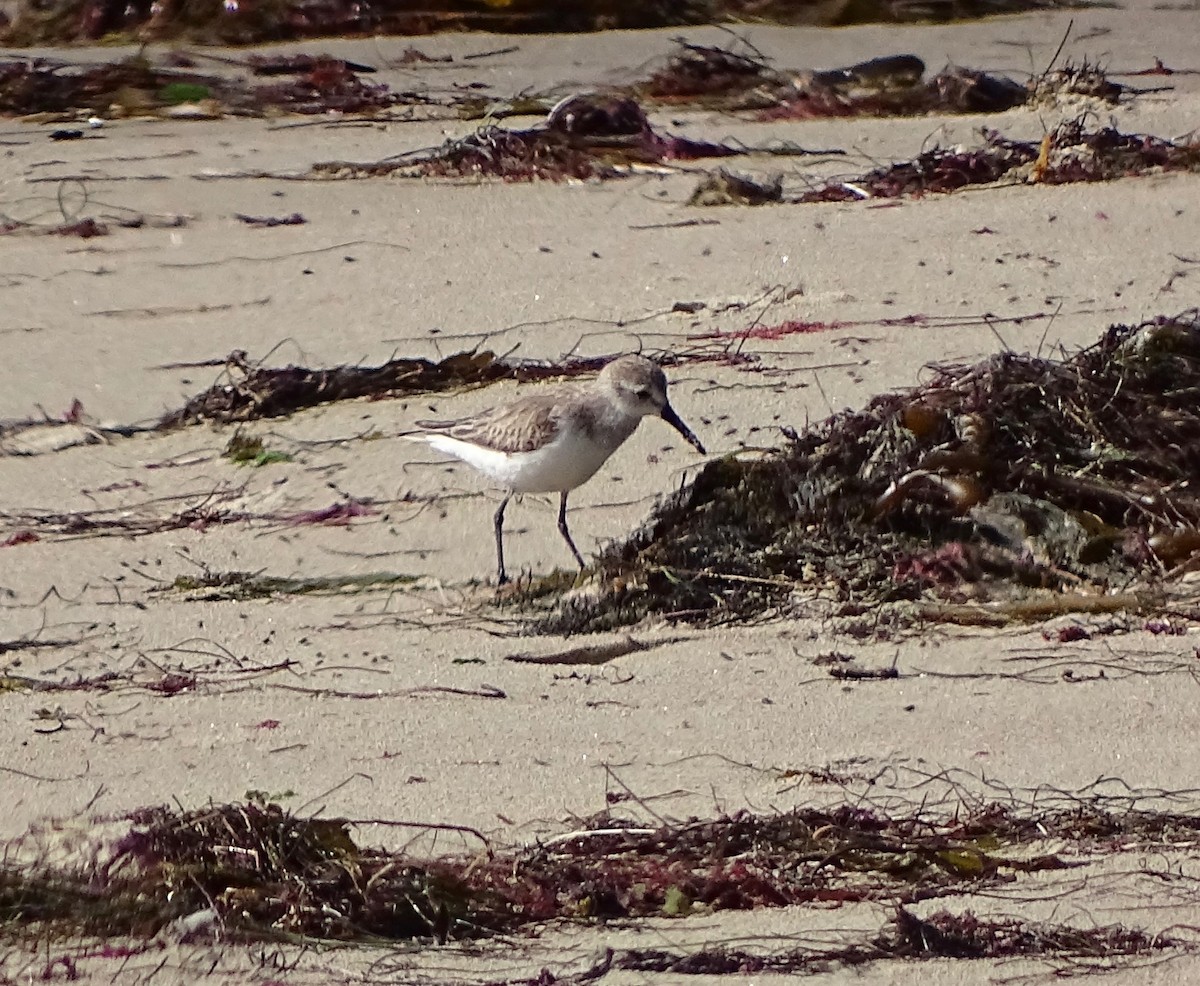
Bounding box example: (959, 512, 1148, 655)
(417, 428, 627, 493)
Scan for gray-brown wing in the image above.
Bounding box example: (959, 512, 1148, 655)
(414, 389, 569, 455)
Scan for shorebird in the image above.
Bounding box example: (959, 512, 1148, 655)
(406, 355, 705, 584)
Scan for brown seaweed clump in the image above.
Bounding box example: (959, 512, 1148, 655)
(1, 0, 1103, 46)
(536, 312, 1200, 633)
(0, 55, 409, 118)
(5, 797, 1196, 946)
(635, 40, 794, 110)
(314, 95, 742, 182)
(156, 350, 511, 427)
(798, 120, 1200, 202)
(761, 62, 1028, 120)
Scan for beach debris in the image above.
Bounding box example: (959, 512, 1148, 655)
(0, 40, 1130, 124)
(2, 792, 1197, 959)
(720, 120, 1199, 204)
(315, 95, 744, 181)
(156, 350, 686, 427)
(284, 499, 377, 526)
(603, 909, 1178, 975)
(0, 0, 1109, 44)
(633, 43, 1124, 118)
(244, 52, 376, 75)
(0, 54, 414, 119)
(635, 40, 792, 110)
(249, 55, 405, 114)
(1028, 59, 1127, 108)
(234, 211, 306, 228)
(162, 569, 414, 600)
(690, 168, 784, 206)
(453, 45, 1126, 123)
(1, 531, 39, 547)
(762, 61, 1039, 121)
(157, 350, 512, 427)
(532, 311, 1200, 633)
(504, 636, 665, 666)
(221, 430, 293, 466)
(0, 215, 107, 237)
(0, 486, 382, 543)
(0, 399, 138, 454)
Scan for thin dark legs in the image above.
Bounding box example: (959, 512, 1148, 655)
(494, 491, 586, 585)
(558, 491, 585, 570)
(493, 493, 511, 585)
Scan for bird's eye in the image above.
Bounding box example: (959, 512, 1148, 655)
(634, 388, 651, 400)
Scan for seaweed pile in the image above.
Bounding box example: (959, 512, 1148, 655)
(1, 0, 1091, 46)
(689, 119, 1199, 208)
(4, 796, 1196, 945)
(0, 41, 1128, 125)
(154, 350, 634, 427)
(157, 349, 510, 427)
(787, 120, 1200, 203)
(761, 60, 1123, 121)
(472, 46, 1123, 122)
(0, 55, 410, 118)
(536, 312, 1200, 633)
(314, 95, 742, 181)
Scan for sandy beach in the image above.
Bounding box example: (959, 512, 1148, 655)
(3, 2, 1200, 981)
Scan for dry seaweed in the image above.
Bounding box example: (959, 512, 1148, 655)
(797, 119, 1200, 202)
(0, 216, 107, 237)
(233, 211, 306, 228)
(634, 43, 1123, 118)
(161, 570, 416, 600)
(595, 909, 1172, 978)
(533, 312, 1200, 633)
(454, 46, 1124, 124)
(244, 53, 376, 76)
(158, 350, 511, 427)
(157, 350, 671, 427)
(0, 42, 1128, 126)
(0, 490, 379, 542)
(634, 40, 793, 111)
(5, 796, 1200, 955)
(0, 55, 414, 118)
(763, 62, 1031, 120)
(316, 96, 743, 182)
(1, 0, 1106, 46)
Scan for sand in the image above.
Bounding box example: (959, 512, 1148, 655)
(3, 2, 1200, 981)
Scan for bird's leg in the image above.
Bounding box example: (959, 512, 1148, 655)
(493, 493, 511, 585)
(557, 491, 585, 570)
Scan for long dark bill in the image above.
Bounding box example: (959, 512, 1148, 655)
(661, 403, 706, 455)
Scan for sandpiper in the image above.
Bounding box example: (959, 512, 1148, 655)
(406, 355, 705, 584)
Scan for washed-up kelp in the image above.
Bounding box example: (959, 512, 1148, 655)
(761, 60, 1124, 120)
(1, 0, 1100, 45)
(314, 95, 741, 181)
(796, 120, 1200, 202)
(157, 350, 509, 427)
(5, 797, 1194, 945)
(634, 40, 797, 110)
(605, 910, 1175, 976)
(467, 45, 1122, 122)
(0, 55, 412, 117)
(636, 45, 1035, 115)
(156, 350, 630, 427)
(764, 62, 1026, 118)
(536, 313, 1200, 633)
